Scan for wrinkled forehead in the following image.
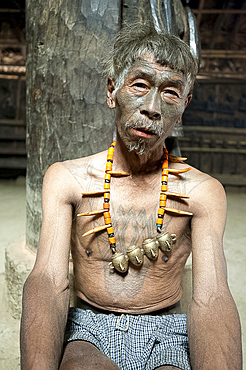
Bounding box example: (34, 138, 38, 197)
(126, 54, 188, 87)
(130, 53, 180, 73)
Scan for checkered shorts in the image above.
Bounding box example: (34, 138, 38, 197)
(64, 307, 191, 370)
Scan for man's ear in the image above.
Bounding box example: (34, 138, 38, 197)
(176, 115, 182, 124)
(185, 93, 192, 108)
(107, 77, 116, 109)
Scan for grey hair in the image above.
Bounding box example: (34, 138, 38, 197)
(102, 23, 198, 93)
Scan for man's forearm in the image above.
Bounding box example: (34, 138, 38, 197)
(20, 272, 70, 370)
(187, 293, 242, 370)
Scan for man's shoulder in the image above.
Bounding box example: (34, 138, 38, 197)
(62, 149, 107, 169)
(46, 149, 108, 188)
(192, 165, 223, 188)
(185, 165, 226, 209)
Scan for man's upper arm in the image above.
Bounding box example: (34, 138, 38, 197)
(32, 162, 77, 286)
(190, 177, 228, 302)
(187, 171, 242, 370)
(21, 162, 79, 369)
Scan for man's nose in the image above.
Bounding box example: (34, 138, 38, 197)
(140, 89, 161, 120)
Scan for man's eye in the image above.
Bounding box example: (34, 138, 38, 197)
(164, 89, 179, 97)
(132, 83, 148, 89)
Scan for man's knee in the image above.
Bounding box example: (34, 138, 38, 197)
(60, 359, 118, 370)
(60, 359, 104, 370)
(59, 359, 82, 370)
(59, 341, 120, 370)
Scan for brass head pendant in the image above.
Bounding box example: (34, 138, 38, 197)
(79, 141, 192, 274)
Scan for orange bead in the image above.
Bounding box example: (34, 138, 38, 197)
(107, 227, 114, 235)
(103, 203, 110, 209)
(158, 208, 164, 215)
(107, 149, 114, 161)
(104, 217, 111, 224)
(157, 217, 164, 225)
(160, 194, 166, 201)
(159, 200, 166, 207)
(105, 173, 111, 181)
(104, 193, 110, 200)
(161, 185, 167, 191)
(108, 147, 114, 155)
(104, 212, 111, 224)
(104, 182, 110, 189)
(162, 160, 168, 169)
(109, 237, 116, 244)
(106, 162, 112, 171)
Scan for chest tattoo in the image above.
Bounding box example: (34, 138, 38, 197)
(79, 141, 192, 274)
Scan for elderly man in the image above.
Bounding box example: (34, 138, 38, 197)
(21, 24, 242, 370)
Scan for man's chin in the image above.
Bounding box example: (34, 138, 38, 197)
(127, 138, 150, 155)
(119, 131, 163, 155)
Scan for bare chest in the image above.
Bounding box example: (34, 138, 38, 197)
(70, 171, 192, 310)
(73, 173, 191, 263)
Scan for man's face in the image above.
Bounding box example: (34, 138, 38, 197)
(107, 55, 191, 155)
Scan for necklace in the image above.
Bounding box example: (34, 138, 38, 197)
(79, 141, 192, 273)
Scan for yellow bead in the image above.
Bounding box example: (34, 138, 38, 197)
(106, 162, 112, 171)
(105, 173, 111, 181)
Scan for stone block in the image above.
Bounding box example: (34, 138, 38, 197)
(5, 235, 76, 318)
(5, 236, 35, 319)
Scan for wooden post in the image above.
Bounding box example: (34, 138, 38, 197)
(26, 0, 120, 251)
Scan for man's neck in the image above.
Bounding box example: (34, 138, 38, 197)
(113, 135, 165, 175)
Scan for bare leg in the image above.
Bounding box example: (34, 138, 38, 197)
(59, 340, 120, 370)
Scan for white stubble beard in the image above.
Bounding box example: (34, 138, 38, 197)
(125, 119, 165, 155)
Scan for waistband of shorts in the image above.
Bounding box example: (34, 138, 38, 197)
(76, 297, 181, 316)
